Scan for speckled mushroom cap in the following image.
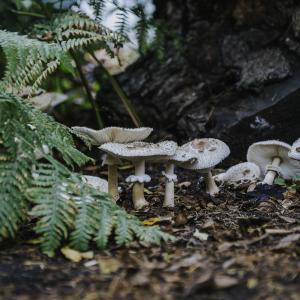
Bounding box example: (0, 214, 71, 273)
(247, 140, 300, 179)
(99, 141, 177, 161)
(214, 162, 261, 188)
(72, 126, 153, 145)
(81, 175, 108, 193)
(180, 138, 230, 170)
(288, 138, 300, 160)
(149, 145, 197, 164)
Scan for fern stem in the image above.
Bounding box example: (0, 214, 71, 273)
(91, 53, 142, 127)
(71, 52, 104, 129)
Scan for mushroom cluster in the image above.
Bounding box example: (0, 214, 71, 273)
(73, 125, 300, 210)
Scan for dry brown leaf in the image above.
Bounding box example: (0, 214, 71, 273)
(98, 257, 122, 275)
(214, 275, 239, 289)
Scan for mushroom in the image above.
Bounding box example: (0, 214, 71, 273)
(180, 138, 230, 196)
(213, 162, 260, 191)
(288, 138, 300, 160)
(72, 126, 153, 201)
(99, 141, 177, 209)
(156, 147, 197, 208)
(81, 175, 108, 193)
(247, 140, 300, 185)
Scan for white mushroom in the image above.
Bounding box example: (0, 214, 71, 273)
(247, 140, 300, 185)
(72, 126, 153, 201)
(99, 141, 177, 210)
(81, 175, 108, 193)
(180, 138, 230, 196)
(156, 146, 197, 208)
(72, 126, 153, 145)
(288, 138, 300, 160)
(214, 162, 260, 191)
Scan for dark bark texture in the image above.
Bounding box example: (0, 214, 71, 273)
(97, 0, 300, 160)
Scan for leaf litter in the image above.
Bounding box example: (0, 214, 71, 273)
(0, 169, 300, 300)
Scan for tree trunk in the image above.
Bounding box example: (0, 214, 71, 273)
(97, 0, 300, 161)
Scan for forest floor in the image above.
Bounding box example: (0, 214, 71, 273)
(0, 167, 300, 300)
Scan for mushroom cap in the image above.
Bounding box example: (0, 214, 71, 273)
(72, 126, 153, 145)
(81, 175, 108, 193)
(99, 141, 177, 161)
(247, 140, 300, 179)
(150, 145, 197, 164)
(214, 162, 260, 189)
(288, 138, 300, 160)
(180, 138, 230, 170)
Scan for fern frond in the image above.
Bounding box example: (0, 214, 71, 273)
(28, 164, 77, 257)
(70, 194, 100, 251)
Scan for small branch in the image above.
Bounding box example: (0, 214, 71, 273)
(91, 52, 142, 127)
(10, 9, 46, 18)
(71, 51, 104, 129)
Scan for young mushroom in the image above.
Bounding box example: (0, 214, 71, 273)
(72, 126, 153, 201)
(288, 138, 300, 161)
(180, 138, 230, 196)
(213, 162, 260, 191)
(81, 175, 108, 193)
(99, 141, 177, 210)
(247, 140, 300, 185)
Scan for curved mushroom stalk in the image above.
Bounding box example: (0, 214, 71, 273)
(203, 170, 219, 196)
(162, 163, 177, 208)
(126, 160, 150, 210)
(263, 157, 281, 185)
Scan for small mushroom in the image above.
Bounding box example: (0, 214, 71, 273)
(247, 140, 300, 185)
(81, 175, 108, 193)
(157, 147, 197, 208)
(99, 141, 177, 209)
(289, 138, 300, 160)
(180, 138, 230, 196)
(214, 162, 260, 191)
(72, 126, 153, 201)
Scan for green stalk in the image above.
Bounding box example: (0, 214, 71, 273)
(91, 52, 142, 127)
(71, 52, 104, 129)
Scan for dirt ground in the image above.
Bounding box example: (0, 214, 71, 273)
(0, 167, 300, 300)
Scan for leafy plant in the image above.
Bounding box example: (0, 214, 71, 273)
(274, 176, 300, 190)
(0, 92, 174, 256)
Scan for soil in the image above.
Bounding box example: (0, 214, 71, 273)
(1, 166, 300, 300)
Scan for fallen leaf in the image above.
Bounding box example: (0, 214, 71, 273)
(273, 233, 300, 249)
(142, 217, 160, 225)
(214, 275, 239, 289)
(98, 257, 122, 274)
(61, 247, 82, 262)
(81, 251, 94, 259)
(193, 229, 209, 241)
(247, 277, 258, 289)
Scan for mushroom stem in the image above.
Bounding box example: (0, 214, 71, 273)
(108, 164, 119, 201)
(132, 160, 149, 209)
(163, 163, 175, 208)
(263, 157, 281, 185)
(203, 170, 220, 196)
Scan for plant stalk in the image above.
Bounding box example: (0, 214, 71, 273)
(91, 52, 142, 127)
(71, 51, 104, 129)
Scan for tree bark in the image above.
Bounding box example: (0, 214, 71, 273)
(97, 0, 300, 161)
